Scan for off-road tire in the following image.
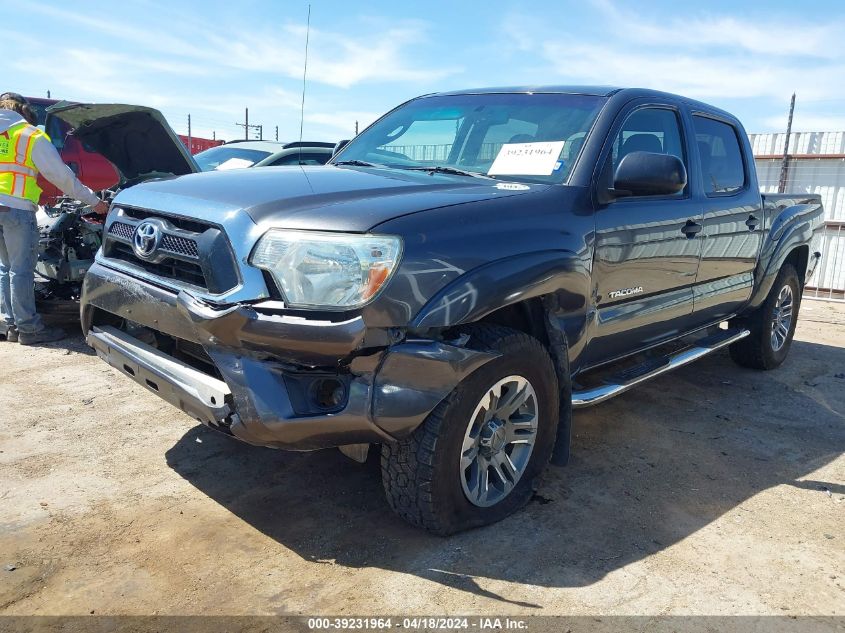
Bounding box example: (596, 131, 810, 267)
(729, 263, 802, 370)
(381, 324, 559, 535)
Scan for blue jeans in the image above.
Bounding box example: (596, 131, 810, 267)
(0, 206, 43, 334)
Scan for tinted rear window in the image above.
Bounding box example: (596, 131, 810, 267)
(693, 116, 746, 195)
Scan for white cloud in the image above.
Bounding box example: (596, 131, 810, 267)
(207, 22, 460, 88)
(19, 2, 459, 90)
(5, 2, 459, 141)
(502, 0, 845, 103)
(20, 3, 233, 61)
(12, 47, 179, 108)
(589, 0, 845, 58)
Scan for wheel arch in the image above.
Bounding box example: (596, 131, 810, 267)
(747, 195, 823, 310)
(410, 250, 590, 331)
(784, 244, 809, 287)
(749, 228, 817, 310)
(408, 252, 589, 468)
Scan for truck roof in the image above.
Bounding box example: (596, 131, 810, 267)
(434, 85, 621, 97)
(428, 85, 739, 126)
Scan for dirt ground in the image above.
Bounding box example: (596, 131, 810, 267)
(0, 302, 843, 617)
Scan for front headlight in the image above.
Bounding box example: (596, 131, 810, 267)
(250, 230, 402, 309)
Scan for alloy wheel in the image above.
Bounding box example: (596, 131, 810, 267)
(771, 284, 794, 352)
(459, 375, 538, 507)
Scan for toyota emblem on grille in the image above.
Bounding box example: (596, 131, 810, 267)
(132, 221, 162, 259)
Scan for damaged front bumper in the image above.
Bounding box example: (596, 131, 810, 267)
(81, 262, 497, 450)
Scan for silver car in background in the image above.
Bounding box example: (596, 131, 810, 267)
(194, 140, 335, 171)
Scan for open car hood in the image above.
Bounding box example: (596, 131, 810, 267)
(46, 102, 198, 182)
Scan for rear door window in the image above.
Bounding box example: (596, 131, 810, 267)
(692, 116, 746, 195)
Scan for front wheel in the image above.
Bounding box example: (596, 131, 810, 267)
(730, 263, 802, 370)
(381, 324, 559, 534)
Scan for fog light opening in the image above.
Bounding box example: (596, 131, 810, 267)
(311, 378, 346, 411)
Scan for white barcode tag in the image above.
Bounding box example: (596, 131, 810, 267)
(488, 141, 565, 176)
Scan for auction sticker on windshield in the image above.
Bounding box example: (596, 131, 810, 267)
(488, 141, 565, 176)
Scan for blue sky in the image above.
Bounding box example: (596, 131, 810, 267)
(6, 0, 845, 143)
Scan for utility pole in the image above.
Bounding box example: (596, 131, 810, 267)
(187, 114, 192, 154)
(212, 131, 216, 141)
(355, 120, 359, 135)
(235, 107, 261, 140)
(778, 93, 796, 194)
(258, 124, 263, 140)
(47, 90, 51, 98)
(275, 125, 279, 141)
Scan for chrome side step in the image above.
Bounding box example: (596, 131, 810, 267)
(572, 328, 750, 408)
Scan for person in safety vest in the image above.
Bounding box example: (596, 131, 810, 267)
(0, 93, 108, 345)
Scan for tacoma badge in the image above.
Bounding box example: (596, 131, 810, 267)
(608, 286, 644, 299)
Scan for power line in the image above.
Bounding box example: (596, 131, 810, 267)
(235, 107, 262, 140)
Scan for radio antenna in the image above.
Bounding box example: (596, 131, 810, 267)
(298, 3, 311, 163)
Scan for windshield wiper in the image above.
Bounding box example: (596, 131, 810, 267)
(334, 159, 378, 167)
(398, 165, 492, 179)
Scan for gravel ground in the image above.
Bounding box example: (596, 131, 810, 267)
(0, 301, 843, 616)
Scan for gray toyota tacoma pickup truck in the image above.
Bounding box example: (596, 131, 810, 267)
(80, 86, 824, 534)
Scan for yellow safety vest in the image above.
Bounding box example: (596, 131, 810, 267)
(0, 121, 47, 205)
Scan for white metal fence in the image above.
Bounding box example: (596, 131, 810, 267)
(808, 222, 845, 301)
(753, 147, 845, 302)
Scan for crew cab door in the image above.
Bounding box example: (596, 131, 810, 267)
(689, 114, 762, 322)
(586, 103, 702, 367)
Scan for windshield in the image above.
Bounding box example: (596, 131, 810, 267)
(334, 92, 606, 183)
(29, 102, 50, 126)
(193, 146, 272, 171)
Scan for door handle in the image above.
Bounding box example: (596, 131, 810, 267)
(681, 220, 702, 238)
(745, 215, 759, 230)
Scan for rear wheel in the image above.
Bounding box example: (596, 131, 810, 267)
(730, 263, 802, 370)
(381, 324, 559, 534)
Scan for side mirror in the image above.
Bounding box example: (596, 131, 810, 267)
(332, 139, 350, 156)
(613, 152, 687, 197)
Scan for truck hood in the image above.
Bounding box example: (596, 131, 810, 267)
(47, 102, 198, 182)
(113, 164, 547, 232)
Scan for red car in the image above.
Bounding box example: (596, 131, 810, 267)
(27, 97, 119, 207)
